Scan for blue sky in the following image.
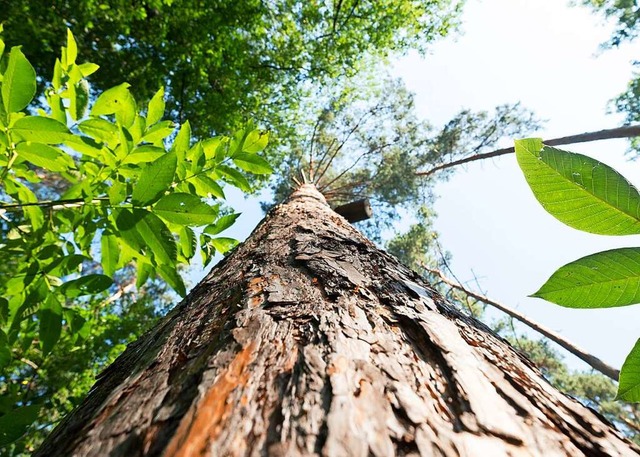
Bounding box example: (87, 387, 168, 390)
(204, 0, 639, 371)
(392, 0, 639, 369)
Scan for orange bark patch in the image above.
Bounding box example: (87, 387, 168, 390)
(164, 342, 256, 457)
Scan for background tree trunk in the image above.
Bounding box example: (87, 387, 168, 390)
(36, 185, 639, 456)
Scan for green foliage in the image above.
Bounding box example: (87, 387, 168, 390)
(516, 138, 640, 401)
(0, 0, 464, 148)
(619, 339, 640, 402)
(579, 1, 640, 156)
(581, 0, 640, 47)
(533, 248, 640, 308)
(0, 30, 269, 450)
(515, 138, 640, 235)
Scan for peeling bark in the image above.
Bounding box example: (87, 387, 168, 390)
(36, 184, 639, 456)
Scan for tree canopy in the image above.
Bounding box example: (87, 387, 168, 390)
(0, 0, 463, 140)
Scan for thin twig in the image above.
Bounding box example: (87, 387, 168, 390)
(0, 197, 110, 211)
(423, 266, 621, 381)
(416, 124, 640, 177)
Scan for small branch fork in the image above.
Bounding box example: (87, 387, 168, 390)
(416, 124, 640, 177)
(424, 266, 621, 381)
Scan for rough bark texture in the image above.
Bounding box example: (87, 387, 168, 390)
(36, 184, 639, 456)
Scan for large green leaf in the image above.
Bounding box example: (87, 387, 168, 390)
(515, 138, 640, 235)
(242, 129, 269, 153)
(113, 208, 147, 253)
(12, 116, 71, 144)
(146, 87, 165, 126)
(0, 405, 40, 447)
(233, 152, 273, 175)
(204, 213, 240, 236)
(157, 265, 186, 297)
(533, 247, 640, 308)
(101, 233, 120, 277)
(2, 46, 36, 113)
(217, 164, 251, 192)
(153, 193, 217, 226)
(16, 142, 74, 172)
(0, 329, 11, 368)
(211, 237, 238, 254)
(140, 120, 174, 144)
(179, 226, 196, 260)
(617, 338, 640, 402)
(132, 209, 177, 265)
(172, 121, 191, 161)
(131, 151, 177, 206)
(121, 145, 165, 165)
(60, 274, 113, 298)
(192, 175, 225, 199)
(77, 118, 119, 144)
(39, 295, 62, 355)
(90, 82, 135, 127)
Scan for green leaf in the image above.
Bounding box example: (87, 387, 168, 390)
(136, 261, 154, 288)
(204, 213, 240, 236)
(242, 129, 269, 153)
(202, 137, 223, 160)
(77, 117, 119, 144)
(78, 62, 100, 77)
(52, 58, 62, 91)
(131, 151, 177, 206)
(218, 164, 252, 192)
(233, 153, 273, 175)
(172, 121, 191, 161)
(113, 208, 147, 253)
(140, 120, 174, 144)
(153, 193, 218, 226)
(0, 329, 11, 368)
(90, 83, 136, 127)
(12, 116, 71, 144)
(47, 93, 67, 124)
(64, 308, 90, 340)
(147, 87, 165, 126)
(211, 237, 238, 254)
(157, 265, 186, 297)
(39, 295, 62, 355)
(60, 274, 113, 298)
(66, 29, 78, 64)
(16, 142, 74, 172)
(2, 47, 36, 113)
(515, 138, 640, 235)
(108, 180, 127, 205)
(101, 233, 120, 277)
(617, 338, 640, 402)
(121, 145, 165, 164)
(133, 209, 177, 265)
(533, 247, 640, 308)
(179, 226, 196, 259)
(193, 175, 225, 199)
(0, 405, 40, 447)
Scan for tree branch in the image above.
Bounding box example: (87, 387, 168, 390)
(416, 124, 640, 177)
(0, 197, 110, 211)
(424, 266, 621, 381)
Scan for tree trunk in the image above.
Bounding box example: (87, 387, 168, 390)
(36, 184, 639, 456)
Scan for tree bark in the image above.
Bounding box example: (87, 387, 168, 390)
(36, 184, 639, 456)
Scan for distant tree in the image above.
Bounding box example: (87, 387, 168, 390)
(581, 0, 640, 154)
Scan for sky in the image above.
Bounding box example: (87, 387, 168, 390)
(203, 0, 640, 371)
(392, 0, 640, 369)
